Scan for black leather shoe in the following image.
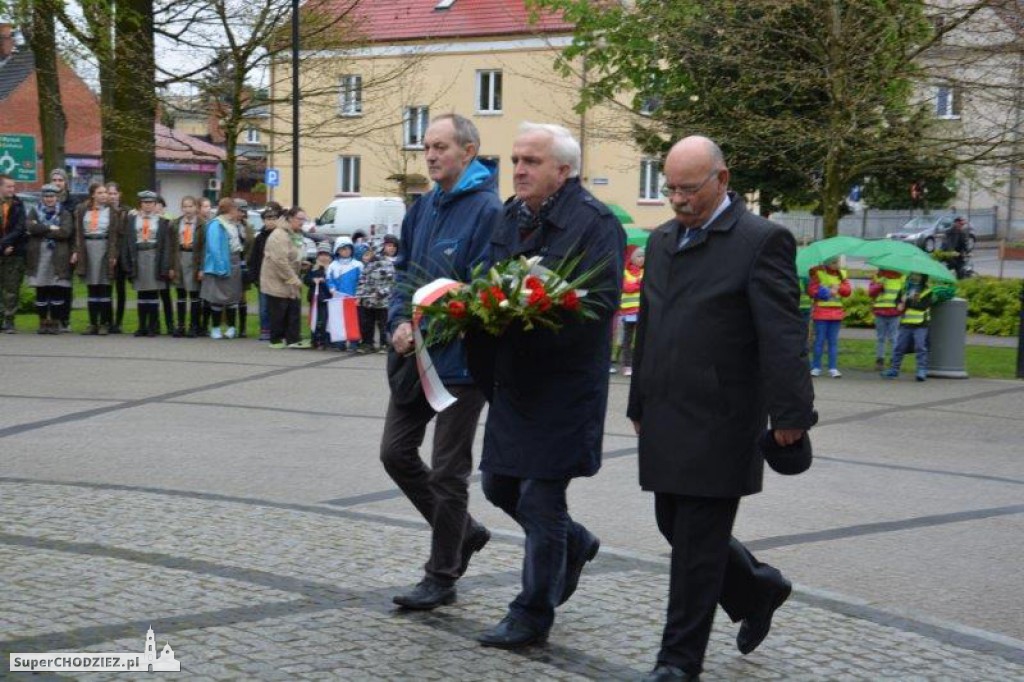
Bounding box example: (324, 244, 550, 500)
(737, 576, 792, 654)
(392, 579, 455, 610)
(458, 525, 491, 576)
(560, 534, 600, 605)
(477, 615, 547, 649)
(641, 663, 699, 681)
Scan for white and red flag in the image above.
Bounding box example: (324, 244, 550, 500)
(327, 295, 362, 343)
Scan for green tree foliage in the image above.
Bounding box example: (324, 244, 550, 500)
(531, 0, 996, 234)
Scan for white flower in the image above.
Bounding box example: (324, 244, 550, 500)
(498, 299, 510, 308)
(689, 95, 700, 103)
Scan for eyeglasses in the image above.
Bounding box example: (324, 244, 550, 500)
(660, 169, 718, 198)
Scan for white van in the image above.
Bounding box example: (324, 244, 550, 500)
(308, 197, 406, 242)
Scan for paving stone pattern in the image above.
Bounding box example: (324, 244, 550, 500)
(2, 482, 1021, 680)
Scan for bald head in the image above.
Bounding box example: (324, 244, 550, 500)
(663, 135, 730, 228)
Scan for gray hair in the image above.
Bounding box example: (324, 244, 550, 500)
(518, 122, 581, 178)
(431, 113, 480, 150)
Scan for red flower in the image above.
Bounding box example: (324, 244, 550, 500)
(524, 275, 545, 293)
(527, 288, 552, 311)
(561, 290, 581, 311)
(479, 286, 507, 309)
(448, 300, 467, 318)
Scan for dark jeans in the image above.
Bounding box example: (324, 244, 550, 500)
(891, 325, 929, 375)
(481, 473, 594, 633)
(654, 493, 739, 676)
(266, 294, 300, 344)
(620, 319, 638, 367)
(359, 306, 388, 347)
(380, 384, 486, 586)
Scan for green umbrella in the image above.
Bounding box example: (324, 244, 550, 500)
(608, 204, 636, 225)
(867, 252, 956, 283)
(795, 235, 865, 274)
(849, 239, 924, 260)
(625, 227, 651, 247)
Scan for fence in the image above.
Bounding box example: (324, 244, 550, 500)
(770, 207, 999, 243)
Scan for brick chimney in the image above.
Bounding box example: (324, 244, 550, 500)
(0, 24, 14, 60)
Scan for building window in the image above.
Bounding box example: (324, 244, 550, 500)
(403, 106, 429, 148)
(476, 70, 503, 114)
(935, 84, 961, 119)
(338, 155, 360, 194)
(339, 75, 362, 116)
(639, 158, 663, 200)
(245, 127, 260, 144)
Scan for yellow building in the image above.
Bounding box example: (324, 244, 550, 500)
(270, 0, 670, 228)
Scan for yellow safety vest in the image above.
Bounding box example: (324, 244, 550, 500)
(620, 269, 641, 312)
(814, 269, 847, 308)
(901, 287, 932, 326)
(873, 274, 905, 310)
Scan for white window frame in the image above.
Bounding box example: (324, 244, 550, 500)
(339, 75, 363, 116)
(639, 158, 663, 201)
(245, 127, 260, 144)
(403, 106, 429, 148)
(476, 70, 503, 114)
(338, 155, 361, 194)
(935, 84, 961, 119)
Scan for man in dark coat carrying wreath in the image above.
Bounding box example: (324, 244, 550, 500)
(627, 136, 816, 681)
(470, 122, 625, 649)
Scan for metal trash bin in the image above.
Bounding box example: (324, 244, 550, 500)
(929, 297, 968, 379)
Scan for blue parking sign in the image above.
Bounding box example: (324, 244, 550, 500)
(265, 168, 280, 187)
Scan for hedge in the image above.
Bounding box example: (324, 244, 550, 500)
(840, 276, 1021, 337)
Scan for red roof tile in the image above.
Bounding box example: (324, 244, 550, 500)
(310, 0, 572, 42)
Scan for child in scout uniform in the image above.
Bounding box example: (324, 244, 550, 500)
(25, 184, 75, 333)
(173, 196, 204, 337)
(74, 182, 121, 335)
(121, 190, 177, 337)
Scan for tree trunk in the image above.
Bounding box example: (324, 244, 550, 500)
(821, 148, 844, 238)
(108, 0, 156, 199)
(27, 0, 66, 176)
(222, 123, 238, 197)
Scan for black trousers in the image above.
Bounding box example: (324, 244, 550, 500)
(379, 384, 486, 586)
(656, 493, 780, 675)
(266, 294, 300, 344)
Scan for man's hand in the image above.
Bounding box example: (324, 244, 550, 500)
(392, 321, 415, 355)
(773, 428, 804, 447)
(632, 420, 641, 435)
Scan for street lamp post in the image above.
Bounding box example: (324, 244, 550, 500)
(291, 0, 300, 207)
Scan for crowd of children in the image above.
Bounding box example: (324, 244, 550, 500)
(0, 171, 398, 350)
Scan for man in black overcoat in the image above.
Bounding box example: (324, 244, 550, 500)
(470, 122, 625, 649)
(627, 136, 816, 681)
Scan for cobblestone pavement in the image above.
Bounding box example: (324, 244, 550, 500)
(2, 481, 1022, 680)
(1, 336, 1022, 679)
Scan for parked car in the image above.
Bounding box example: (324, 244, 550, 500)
(886, 214, 976, 253)
(307, 196, 406, 242)
(247, 209, 316, 262)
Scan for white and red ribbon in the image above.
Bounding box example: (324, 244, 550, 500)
(411, 278, 463, 412)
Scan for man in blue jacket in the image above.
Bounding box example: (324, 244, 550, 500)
(383, 113, 502, 610)
(470, 122, 625, 648)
